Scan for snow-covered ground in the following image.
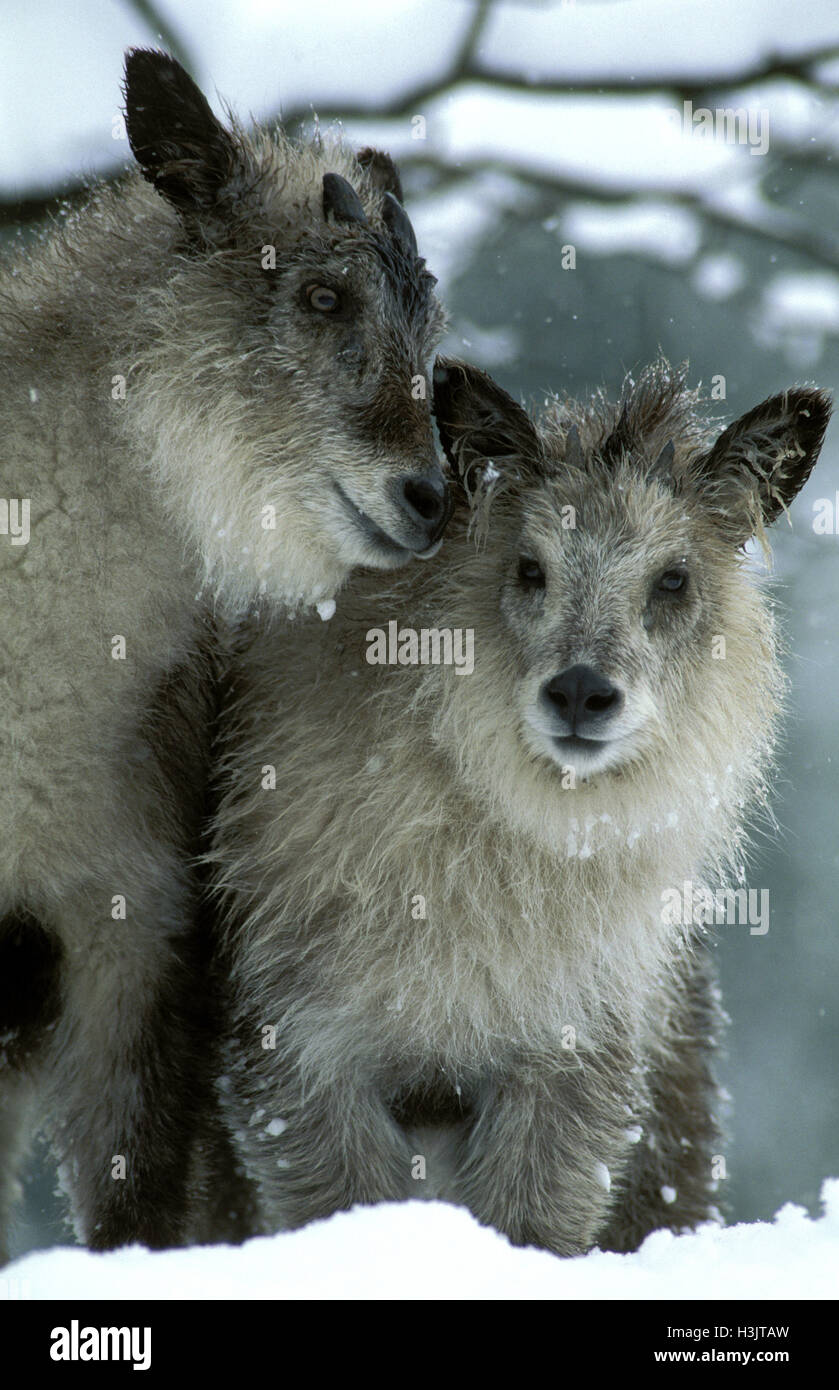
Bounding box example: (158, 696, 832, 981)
(5, 1182, 839, 1300)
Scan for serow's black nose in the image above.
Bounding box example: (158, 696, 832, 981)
(393, 470, 451, 546)
(541, 663, 624, 736)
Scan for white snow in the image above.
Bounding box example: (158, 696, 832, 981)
(753, 272, 839, 365)
(363, 88, 741, 194)
(454, 319, 519, 368)
(0, 0, 463, 190)
(315, 599, 336, 622)
(481, 0, 839, 83)
(692, 253, 746, 301)
(7, 0, 836, 215)
(405, 172, 525, 291)
(561, 200, 701, 265)
(595, 1162, 612, 1193)
(761, 273, 839, 332)
(5, 1181, 839, 1300)
(5, 0, 839, 196)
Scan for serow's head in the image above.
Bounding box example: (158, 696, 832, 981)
(123, 50, 449, 608)
(433, 357, 831, 791)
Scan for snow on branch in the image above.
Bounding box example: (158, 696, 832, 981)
(3, 0, 839, 282)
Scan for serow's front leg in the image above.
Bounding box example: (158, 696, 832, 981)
(49, 900, 213, 1251)
(230, 1053, 416, 1233)
(454, 1049, 634, 1256)
(596, 946, 724, 1253)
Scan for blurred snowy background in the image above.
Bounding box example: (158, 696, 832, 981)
(3, 0, 839, 1260)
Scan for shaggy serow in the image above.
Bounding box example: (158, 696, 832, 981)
(0, 49, 447, 1257)
(208, 357, 830, 1254)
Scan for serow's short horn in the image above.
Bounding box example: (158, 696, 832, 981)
(565, 425, 585, 469)
(653, 439, 675, 473)
(322, 173, 369, 226)
(382, 191, 418, 257)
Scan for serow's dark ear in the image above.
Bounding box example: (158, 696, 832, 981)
(432, 358, 542, 491)
(356, 147, 404, 203)
(124, 49, 238, 222)
(691, 387, 832, 540)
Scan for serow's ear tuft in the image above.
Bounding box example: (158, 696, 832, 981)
(124, 48, 238, 221)
(691, 386, 832, 540)
(432, 357, 542, 493)
(356, 148, 404, 203)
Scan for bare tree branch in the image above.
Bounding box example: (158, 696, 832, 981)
(274, 41, 839, 132)
(401, 153, 839, 272)
(465, 41, 839, 102)
(4, 7, 839, 283)
(120, 0, 196, 73)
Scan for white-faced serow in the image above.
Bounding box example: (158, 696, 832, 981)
(208, 357, 830, 1254)
(0, 50, 448, 1257)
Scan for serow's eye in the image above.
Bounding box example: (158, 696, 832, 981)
(307, 285, 341, 314)
(518, 556, 546, 590)
(657, 567, 688, 594)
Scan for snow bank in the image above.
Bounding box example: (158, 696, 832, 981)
(6, 1182, 839, 1300)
